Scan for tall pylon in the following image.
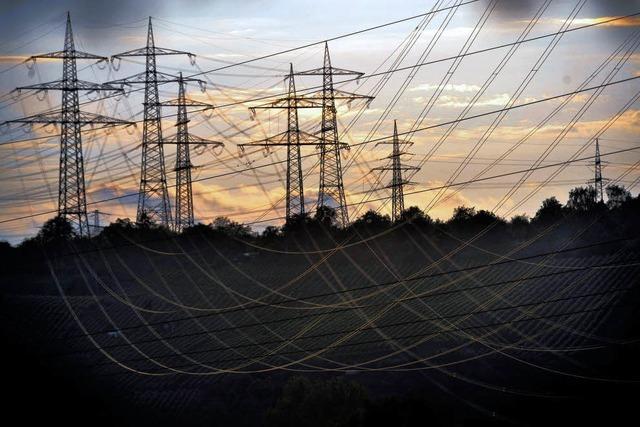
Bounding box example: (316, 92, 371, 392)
(372, 120, 418, 222)
(5, 12, 131, 236)
(239, 64, 323, 222)
(159, 73, 223, 232)
(109, 17, 196, 227)
(295, 43, 374, 227)
(589, 137, 608, 203)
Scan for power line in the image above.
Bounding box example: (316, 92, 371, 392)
(59, 282, 639, 370)
(53, 237, 637, 342)
(4, 10, 635, 132)
(186, 1, 481, 78)
(2, 141, 639, 228)
(4, 13, 132, 237)
(2, 75, 639, 227)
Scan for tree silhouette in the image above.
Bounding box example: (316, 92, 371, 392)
(36, 216, 75, 243)
(606, 184, 631, 209)
(566, 186, 598, 212)
(533, 197, 563, 226)
(211, 216, 251, 236)
(510, 214, 530, 238)
(399, 206, 433, 227)
(352, 210, 391, 230)
(314, 206, 337, 229)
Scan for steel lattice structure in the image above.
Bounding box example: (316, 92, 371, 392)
(295, 43, 373, 227)
(373, 120, 418, 222)
(240, 64, 324, 222)
(589, 137, 608, 203)
(5, 13, 130, 236)
(109, 18, 196, 227)
(160, 73, 222, 232)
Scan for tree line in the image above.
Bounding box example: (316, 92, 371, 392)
(1, 184, 638, 255)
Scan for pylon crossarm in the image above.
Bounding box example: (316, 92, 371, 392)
(376, 140, 414, 147)
(106, 71, 149, 87)
(28, 50, 106, 61)
(239, 131, 288, 147)
(107, 71, 200, 87)
(331, 88, 374, 101)
(372, 166, 419, 171)
(299, 88, 374, 102)
(5, 111, 134, 126)
(165, 74, 206, 87)
(380, 180, 418, 189)
(316, 141, 350, 150)
(74, 112, 134, 126)
(110, 47, 149, 59)
(163, 134, 223, 147)
(111, 46, 195, 59)
(239, 129, 323, 148)
(16, 79, 124, 93)
(295, 66, 364, 77)
(249, 96, 324, 110)
(309, 128, 349, 147)
(380, 152, 415, 160)
(188, 134, 223, 146)
(159, 98, 213, 108)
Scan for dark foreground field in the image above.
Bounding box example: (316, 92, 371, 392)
(2, 200, 640, 426)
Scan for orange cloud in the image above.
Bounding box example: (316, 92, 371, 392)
(578, 16, 640, 27)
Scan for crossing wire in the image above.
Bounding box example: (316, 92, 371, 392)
(1, 75, 639, 227)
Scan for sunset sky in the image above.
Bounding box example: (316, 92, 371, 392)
(1, 0, 639, 243)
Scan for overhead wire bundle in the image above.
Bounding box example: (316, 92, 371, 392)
(0, 4, 639, 420)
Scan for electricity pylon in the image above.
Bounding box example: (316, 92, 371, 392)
(4, 12, 131, 236)
(109, 17, 197, 227)
(372, 120, 418, 222)
(159, 72, 223, 232)
(295, 43, 374, 227)
(239, 64, 323, 222)
(91, 209, 111, 235)
(92, 209, 100, 231)
(588, 137, 608, 203)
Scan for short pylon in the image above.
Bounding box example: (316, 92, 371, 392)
(372, 120, 418, 222)
(588, 137, 608, 203)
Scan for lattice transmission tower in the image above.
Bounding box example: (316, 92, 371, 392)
(588, 137, 608, 203)
(109, 17, 197, 227)
(5, 12, 131, 236)
(372, 120, 418, 222)
(239, 64, 323, 222)
(295, 43, 373, 227)
(159, 73, 223, 232)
